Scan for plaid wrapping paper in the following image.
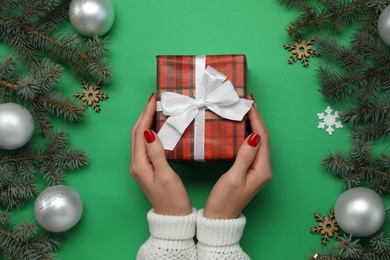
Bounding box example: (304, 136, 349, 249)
(156, 54, 248, 161)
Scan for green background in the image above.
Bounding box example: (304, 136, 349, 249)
(1, 0, 390, 259)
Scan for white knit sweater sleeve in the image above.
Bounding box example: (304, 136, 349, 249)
(196, 209, 250, 260)
(136, 208, 197, 260)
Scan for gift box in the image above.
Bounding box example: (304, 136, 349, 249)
(155, 55, 252, 161)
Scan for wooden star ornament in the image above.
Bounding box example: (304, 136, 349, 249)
(284, 35, 319, 67)
(310, 208, 341, 245)
(74, 81, 108, 112)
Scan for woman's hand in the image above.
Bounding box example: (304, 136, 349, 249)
(204, 95, 272, 219)
(130, 93, 192, 216)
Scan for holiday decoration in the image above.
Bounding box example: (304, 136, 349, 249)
(0, 58, 88, 209)
(0, 103, 34, 150)
(156, 55, 252, 161)
(281, 0, 390, 257)
(310, 209, 341, 245)
(74, 81, 109, 112)
(0, 0, 112, 257)
(378, 5, 390, 46)
(34, 185, 83, 233)
(284, 35, 318, 67)
(0, 0, 113, 83)
(317, 106, 343, 135)
(69, 0, 115, 37)
(335, 187, 386, 237)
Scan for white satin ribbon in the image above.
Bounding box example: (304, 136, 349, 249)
(157, 57, 253, 160)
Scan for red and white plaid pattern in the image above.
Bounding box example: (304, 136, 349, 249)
(156, 55, 248, 161)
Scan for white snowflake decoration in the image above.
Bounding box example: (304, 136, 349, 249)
(317, 106, 343, 135)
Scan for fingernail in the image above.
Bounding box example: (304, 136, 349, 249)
(144, 130, 155, 143)
(247, 133, 260, 147)
(148, 93, 155, 102)
(248, 93, 255, 107)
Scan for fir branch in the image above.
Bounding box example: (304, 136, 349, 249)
(0, 0, 20, 14)
(352, 32, 390, 64)
(317, 64, 367, 102)
(356, 75, 385, 106)
(0, 214, 60, 260)
(353, 121, 390, 141)
(279, 0, 309, 8)
(341, 105, 390, 126)
(323, 140, 390, 194)
(0, 57, 17, 81)
(357, 8, 378, 34)
(86, 36, 110, 59)
(0, 131, 88, 168)
(286, 0, 372, 36)
(31, 104, 52, 135)
(60, 33, 80, 50)
(322, 151, 356, 175)
(370, 232, 390, 253)
(0, 166, 39, 209)
(319, 63, 390, 102)
(337, 236, 363, 258)
(40, 162, 64, 185)
(0, 80, 19, 91)
(310, 234, 390, 259)
(44, 130, 68, 152)
(19, 0, 59, 24)
(30, 59, 62, 93)
(17, 75, 40, 100)
(12, 221, 36, 242)
(0, 57, 86, 133)
(38, 92, 85, 122)
(37, 0, 71, 35)
(317, 37, 370, 69)
(0, 131, 88, 206)
(0, 14, 113, 83)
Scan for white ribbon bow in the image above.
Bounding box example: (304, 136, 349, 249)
(157, 66, 253, 151)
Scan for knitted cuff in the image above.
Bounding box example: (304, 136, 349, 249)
(196, 209, 246, 247)
(147, 208, 197, 240)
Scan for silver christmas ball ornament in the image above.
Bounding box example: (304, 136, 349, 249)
(69, 0, 115, 37)
(0, 103, 34, 150)
(378, 5, 390, 46)
(34, 185, 83, 232)
(335, 187, 386, 237)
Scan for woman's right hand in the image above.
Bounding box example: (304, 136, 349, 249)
(130, 93, 192, 216)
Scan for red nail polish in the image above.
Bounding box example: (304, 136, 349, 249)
(247, 133, 260, 147)
(148, 93, 155, 102)
(144, 130, 155, 143)
(249, 94, 255, 107)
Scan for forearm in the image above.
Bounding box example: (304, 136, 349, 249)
(196, 209, 250, 260)
(136, 208, 197, 260)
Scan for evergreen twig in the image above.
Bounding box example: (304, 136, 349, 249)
(0, 209, 60, 260)
(0, 0, 113, 83)
(0, 57, 85, 135)
(323, 139, 390, 194)
(283, 0, 387, 36)
(309, 232, 390, 259)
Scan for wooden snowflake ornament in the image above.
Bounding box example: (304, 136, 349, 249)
(284, 35, 318, 67)
(310, 209, 341, 245)
(74, 81, 108, 112)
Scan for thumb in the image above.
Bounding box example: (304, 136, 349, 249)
(144, 129, 170, 171)
(230, 133, 261, 177)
